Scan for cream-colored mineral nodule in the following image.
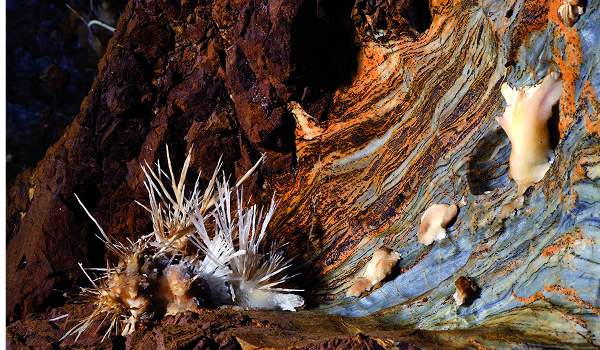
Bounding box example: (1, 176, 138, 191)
(497, 71, 562, 196)
(162, 264, 199, 315)
(558, 0, 586, 27)
(418, 204, 459, 245)
(347, 247, 401, 297)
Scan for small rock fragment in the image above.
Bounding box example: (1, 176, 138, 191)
(453, 276, 479, 306)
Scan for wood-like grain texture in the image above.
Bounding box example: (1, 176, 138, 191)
(267, 0, 600, 347)
(6, 0, 599, 347)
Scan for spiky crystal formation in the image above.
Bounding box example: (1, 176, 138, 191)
(63, 147, 303, 342)
(212, 181, 304, 311)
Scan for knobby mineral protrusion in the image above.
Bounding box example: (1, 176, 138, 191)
(347, 247, 401, 297)
(418, 204, 459, 245)
(454, 276, 479, 306)
(558, 0, 586, 27)
(497, 71, 563, 197)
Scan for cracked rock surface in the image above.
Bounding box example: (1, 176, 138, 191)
(7, 0, 600, 348)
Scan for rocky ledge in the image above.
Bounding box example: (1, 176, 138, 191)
(7, 0, 600, 348)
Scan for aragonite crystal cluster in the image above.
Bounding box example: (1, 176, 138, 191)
(6, 0, 600, 347)
(62, 149, 303, 341)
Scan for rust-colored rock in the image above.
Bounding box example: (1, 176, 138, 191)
(5, 0, 365, 324)
(7, 0, 600, 347)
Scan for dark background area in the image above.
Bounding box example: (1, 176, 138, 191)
(6, 0, 126, 186)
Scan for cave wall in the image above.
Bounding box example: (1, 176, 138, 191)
(6, 0, 600, 347)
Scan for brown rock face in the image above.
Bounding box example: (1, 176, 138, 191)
(8, 0, 600, 347)
(7, 0, 410, 322)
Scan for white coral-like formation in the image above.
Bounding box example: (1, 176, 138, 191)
(497, 71, 562, 197)
(63, 147, 303, 342)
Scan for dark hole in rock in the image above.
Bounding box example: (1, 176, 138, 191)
(287, 0, 359, 88)
(524, 184, 536, 197)
(548, 102, 561, 150)
(112, 334, 126, 350)
(256, 107, 296, 154)
(505, 59, 516, 68)
(401, 0, 432, 33)
(17, 255, 26, 270)
(468, 127, 511, 195)
(37, 271, 77, 314)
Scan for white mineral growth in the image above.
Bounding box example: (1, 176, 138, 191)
(497, 71, 562, 196)
(211, 182, 305, 311)
(418, 204, 459, 245)
(65, 148, 303, 343)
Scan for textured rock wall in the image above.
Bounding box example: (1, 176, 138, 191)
(297, 0, 600, 347)
(300, 0, 600, 347)
(6, 0, 600, 347)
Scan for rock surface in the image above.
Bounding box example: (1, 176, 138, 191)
(6, 0, 600, 348)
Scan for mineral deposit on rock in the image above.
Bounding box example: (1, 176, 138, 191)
(7, 0, 600, 348)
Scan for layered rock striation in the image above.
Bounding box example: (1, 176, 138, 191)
(7, 0, 600, 347)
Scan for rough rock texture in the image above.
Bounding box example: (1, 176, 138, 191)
(6, 0, 600, 348)
(6, 305, 450, 349)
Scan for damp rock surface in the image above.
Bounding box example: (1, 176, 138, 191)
(6, 0, 600, 348)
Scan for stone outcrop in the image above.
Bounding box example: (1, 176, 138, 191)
(7, 0, 600, 348)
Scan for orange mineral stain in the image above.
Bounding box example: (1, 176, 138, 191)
(544, 285, 600, 317)
(541, 231, 582, 257)
(512, 290, 545, 303)
(581, 82, 600, 136)
(550, 0, 583, 136)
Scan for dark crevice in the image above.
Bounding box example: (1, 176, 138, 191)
(286, 0, 359, 89)
(468, 127, 511, 195)
(548, 103, 561, 150)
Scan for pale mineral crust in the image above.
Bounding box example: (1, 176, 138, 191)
(417, 204, 458, 245)
(347, 247, 401, 296)
(6, 0, 600, 348)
